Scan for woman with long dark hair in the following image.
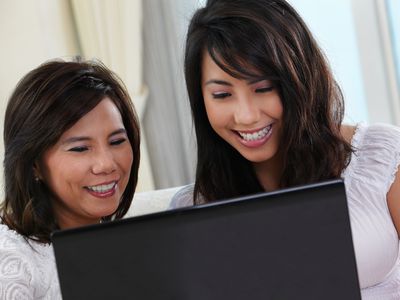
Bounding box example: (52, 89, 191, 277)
(171, 0, 400, 298)
(0, 59, 140, 298)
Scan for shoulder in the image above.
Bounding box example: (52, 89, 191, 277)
(0, 224, 60, 299)
(356, 123, 400, 175)
(0, 224, 36, 297)
(355, 123, 400, 147)
(344, 123, 400, 189)
(169, 183, 195, 209)
(340, 124, 357, 143)
(342, 122, 400, 146)
(0, 223, 45, 266)
(0, 223, 30, 250)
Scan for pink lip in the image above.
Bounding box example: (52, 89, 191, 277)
(84, 180, 118, 199)
(87, 188, 116, 198)
(234, 125, 273, 148)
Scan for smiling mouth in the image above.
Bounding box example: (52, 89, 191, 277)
(85, 182, 117, 193)
(236, 124, 273, 141)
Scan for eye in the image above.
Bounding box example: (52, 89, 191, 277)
(68, 146, 88, 152)
(255, 86, 274, 93)
(212, 92, 231, 99)
(110, 138, 127, 146)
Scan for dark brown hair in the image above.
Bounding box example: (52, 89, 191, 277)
(185, 0, 352, 203)
(1, 59, 140, 243)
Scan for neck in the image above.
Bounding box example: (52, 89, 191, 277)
(252, 153, 283, 192)
(55, 209, 101, 230)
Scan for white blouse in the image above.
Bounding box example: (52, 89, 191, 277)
(170, 123, 400, 299)
(343, 123, 400, 299)
(0, 224, 62, 299)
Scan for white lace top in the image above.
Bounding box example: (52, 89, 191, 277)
(170, 123, 400, 299)
(0, 224, 62, 299)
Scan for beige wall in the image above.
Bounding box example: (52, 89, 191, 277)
(0, 0, 80, 196)
(0, 0, 79, 125)
(0, 0, 153, 195)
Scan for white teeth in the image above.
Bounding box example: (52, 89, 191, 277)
(238, 125, 272, 141)
(87, 182, 116, 193)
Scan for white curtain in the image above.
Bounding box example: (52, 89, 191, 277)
(70, 0, 154, 191)
(141, 0, 200, 188)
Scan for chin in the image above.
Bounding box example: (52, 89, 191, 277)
(93, 205, 120, 219)
(238, 150, 274, 163)
(244, 156, 272, 163)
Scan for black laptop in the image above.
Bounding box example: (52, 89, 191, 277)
(52, 179, 361, 300)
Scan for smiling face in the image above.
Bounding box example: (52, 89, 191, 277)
(201, 51, 284, 166)
(37, 97, 133, 229)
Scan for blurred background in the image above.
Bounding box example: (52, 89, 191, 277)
(0, 0, 399, 193)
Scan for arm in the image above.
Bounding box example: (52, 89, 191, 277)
(388, 167, 400, 237)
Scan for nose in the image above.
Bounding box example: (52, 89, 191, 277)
(233, 93, 260, 125)
(91, 148, 117, 175)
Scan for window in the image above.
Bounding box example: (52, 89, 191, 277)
(386, 0, 400, 90)
(289, 0, 368, 124)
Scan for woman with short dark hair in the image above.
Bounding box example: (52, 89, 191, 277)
(0, 59, 140, 298)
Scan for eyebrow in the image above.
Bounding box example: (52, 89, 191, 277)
(204, 78, 268, 86)
(61, 128, 127, 145)
(204, 79, 232, 86)
(248, 78, 268, 84)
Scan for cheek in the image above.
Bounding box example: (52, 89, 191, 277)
(273, 96, 284, 118)
(118, 146, 134, 175)
(54, 165, 82, 187)
(44, 170, 74, 202)
(204, 98, 228, 129)
(43, 156, 87, 192)
(117, 149, 133, 193)
(277, 101, 284, 117)
(262, 95, 284, 121)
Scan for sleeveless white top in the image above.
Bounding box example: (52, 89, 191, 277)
(0, 224, 62, 299)
(171, 123, 400, 299)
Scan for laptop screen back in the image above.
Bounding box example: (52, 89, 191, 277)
(52, 179, 361, 300)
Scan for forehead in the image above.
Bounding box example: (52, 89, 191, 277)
(201, 50, 268, 85)
(201, 49, 266, 82)
(61, 97, 124, 137)
(201, 51, 224, 77)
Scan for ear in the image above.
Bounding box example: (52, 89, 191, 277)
(33, 161, 44, 181)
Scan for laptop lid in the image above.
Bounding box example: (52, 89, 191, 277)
(52, 179, 361, 300)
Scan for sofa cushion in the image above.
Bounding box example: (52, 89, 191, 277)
(125, 186, 182, 217)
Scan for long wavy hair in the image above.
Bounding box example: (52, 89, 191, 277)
(1, 59, 140, 243)
(184, 0, 352, 203)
